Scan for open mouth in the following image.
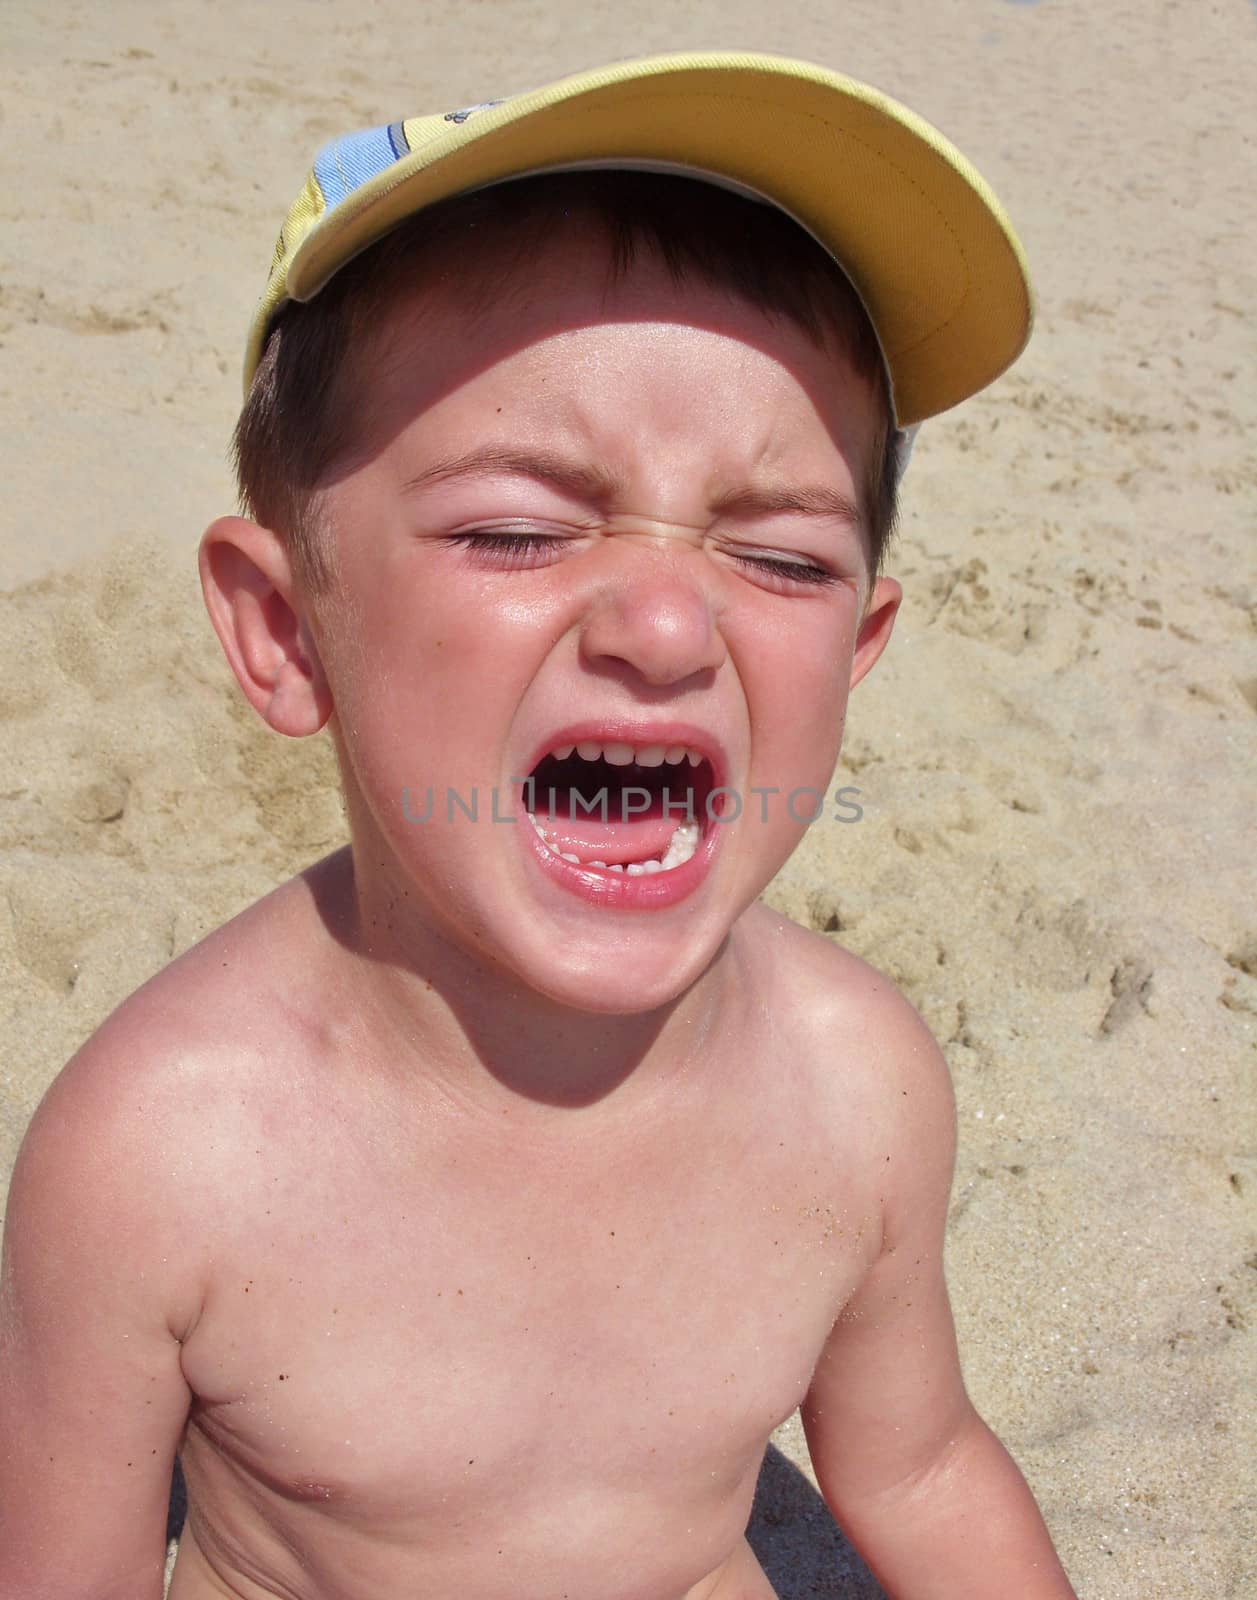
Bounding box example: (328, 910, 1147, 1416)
(524, 737, 718, 876)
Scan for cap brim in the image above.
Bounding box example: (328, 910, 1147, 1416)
(246, 52, 1032, 425)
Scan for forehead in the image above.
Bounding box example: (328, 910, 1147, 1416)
(333, 224, 881, 494)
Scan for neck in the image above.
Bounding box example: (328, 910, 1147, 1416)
(303, 847, 730, 1114)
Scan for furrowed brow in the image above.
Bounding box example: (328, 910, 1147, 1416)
(715, 483, 864, 529)
(403, 447, 623, 505)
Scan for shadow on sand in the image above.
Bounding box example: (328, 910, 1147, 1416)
(747, 1445, 885, 1598)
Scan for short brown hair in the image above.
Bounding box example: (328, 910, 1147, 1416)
(234, 171, 900, 591)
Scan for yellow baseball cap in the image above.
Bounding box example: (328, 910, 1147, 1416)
(245, 51, 1032, 427)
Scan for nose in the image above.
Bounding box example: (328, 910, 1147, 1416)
(578, 540, 727, 688)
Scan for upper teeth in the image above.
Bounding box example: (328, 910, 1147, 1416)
(555, 741, 704, 768)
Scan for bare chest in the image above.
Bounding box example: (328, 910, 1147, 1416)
(177, 1092, 877, 1583)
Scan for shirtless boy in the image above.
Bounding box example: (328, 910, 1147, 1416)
(0, 53, 1078, 1600)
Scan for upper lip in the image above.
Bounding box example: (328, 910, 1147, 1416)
(520, 721, 728, 790)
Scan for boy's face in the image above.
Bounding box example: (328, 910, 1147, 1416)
(296, 226, 899, 1012)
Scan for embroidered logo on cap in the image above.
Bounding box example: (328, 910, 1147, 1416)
(443, 99, 504, 125)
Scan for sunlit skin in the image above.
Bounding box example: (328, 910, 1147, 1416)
(0, 228, 1078, 1600)
(288, 237, 896, 1030)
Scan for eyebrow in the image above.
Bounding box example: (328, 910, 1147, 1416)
(402, 447, 624, 505)
(713, 483, 864, 530)
(403, 445, 863, 531)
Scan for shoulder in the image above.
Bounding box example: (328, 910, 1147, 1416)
(25, 850, 337, 1113)
(736, 902, 951, 1077)
(733, 904, 957, 1209)
(5, 853, 349, 1319)
(4, 987, 212, 1347)
(59, 844, 351, 1088)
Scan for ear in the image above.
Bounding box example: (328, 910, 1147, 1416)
(199, 516, 332, 737)
(849, 575, 902, 690)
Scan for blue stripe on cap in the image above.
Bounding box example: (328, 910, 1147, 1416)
(313, 124, 405, 211)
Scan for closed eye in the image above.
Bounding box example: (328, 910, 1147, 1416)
(448, 528, 573, 567)
(727, 550, 838, 588)
(450, 528, 839, 588)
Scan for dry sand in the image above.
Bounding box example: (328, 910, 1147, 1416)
(2, 1, 1254, 1595)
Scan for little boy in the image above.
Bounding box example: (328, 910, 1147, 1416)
(0, 53, 1078, 1600)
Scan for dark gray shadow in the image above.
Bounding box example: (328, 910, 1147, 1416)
(166, 1457, 187, 1542)
(747, 1445, 886, 1599)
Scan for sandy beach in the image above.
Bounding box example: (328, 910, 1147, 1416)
(2, 1, 1254, 1594)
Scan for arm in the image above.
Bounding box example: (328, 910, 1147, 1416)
(0, 1031, 196, 1600)
(801, 1001, 1077, 1599)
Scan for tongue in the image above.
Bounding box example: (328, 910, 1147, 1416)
(533, 801, 691, 866)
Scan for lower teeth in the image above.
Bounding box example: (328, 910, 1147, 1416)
(529, 817, 700, 874)
(658, 821, 700, 870)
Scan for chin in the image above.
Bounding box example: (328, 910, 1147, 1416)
(497, 925, 727, 1017)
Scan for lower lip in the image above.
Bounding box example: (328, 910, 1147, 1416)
(521, 814, 719, 908)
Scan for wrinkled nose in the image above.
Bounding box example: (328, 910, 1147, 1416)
(579, 549, 727, 688)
